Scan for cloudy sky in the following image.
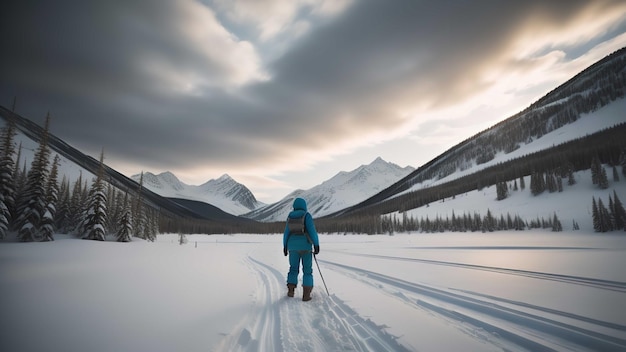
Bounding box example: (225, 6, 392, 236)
(1, 0, 626, 203)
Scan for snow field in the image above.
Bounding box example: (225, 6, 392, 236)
(2, 231, 626, 351)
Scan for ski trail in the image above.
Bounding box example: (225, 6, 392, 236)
(322, 259, 626, 351)
(342, 252, 626, 292)
(214, 255, 410, 351)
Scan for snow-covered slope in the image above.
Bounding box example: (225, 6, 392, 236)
(131, 172, 264, 215)
(401, 98, 626, 196)
(244, 157, 415, 222)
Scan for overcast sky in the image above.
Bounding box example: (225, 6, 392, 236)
(1, 0, 626, 203)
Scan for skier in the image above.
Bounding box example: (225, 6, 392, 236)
(283, 197, 320, 301)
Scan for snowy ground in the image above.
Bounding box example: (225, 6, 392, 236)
(1, 231, 626, 352)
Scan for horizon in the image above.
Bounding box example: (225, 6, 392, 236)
(1, 1, 626, 203)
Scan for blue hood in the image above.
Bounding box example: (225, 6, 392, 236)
(292, 197, 307, 212)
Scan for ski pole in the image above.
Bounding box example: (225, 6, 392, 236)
(314, 254, 330, 296)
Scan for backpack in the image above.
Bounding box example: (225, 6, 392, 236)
(287, 213, 307, 235)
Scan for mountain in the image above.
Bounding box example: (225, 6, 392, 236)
(131, 172, 264, 215)
(243, 157, 415, 222)
(332, 47, 626, 218)
(0, 107, 255, 225)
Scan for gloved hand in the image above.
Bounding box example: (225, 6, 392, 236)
(313, 245, 320, 255)
(283, 247, 288, 256)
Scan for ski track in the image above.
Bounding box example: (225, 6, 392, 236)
(214, 256, 410, 352)
(342, 252, 626, 293)
(321, 259, 626, 352)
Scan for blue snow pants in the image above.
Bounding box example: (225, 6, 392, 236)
(287, 250, 314, 287)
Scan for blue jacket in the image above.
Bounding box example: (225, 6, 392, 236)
(283, 198, 319, 251)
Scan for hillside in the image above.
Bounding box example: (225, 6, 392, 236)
(330, 48, 626, 221)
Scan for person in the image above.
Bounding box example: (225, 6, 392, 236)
(283, 197, 320, 301)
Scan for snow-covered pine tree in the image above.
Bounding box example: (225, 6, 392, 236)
(81, 150, 107, 241)
(15, 113, 52, 242)
(0, 116, 17, 239)
(133, 172, 146, 239)
(40, 155, 60, 241)
(106, 183, 119, 235)
(68, 173, 84, 235)
(55, 176, 71, 232)
(116, 191, 132, 242)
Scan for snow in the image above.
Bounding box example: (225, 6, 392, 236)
(402, 97, 626, 194)
(396, 168, 626, 233)
(1, 230, 625, 352)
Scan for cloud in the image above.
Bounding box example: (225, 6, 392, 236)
(1, 0, 625, 200)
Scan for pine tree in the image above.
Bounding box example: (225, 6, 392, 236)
(519, 175, 525, 190)
(116, 191, 133, 242)
(496, 181, 508, 200)
(15, 114, 52, 242)
(0, 117, 17, 239)
(68, 173, 85, 235)
(55, 176, 71, 232)
(40, 155, 60, 241)
(567, 168, 576, 186)
(612, 191, 626, 231)
(483, 209, 495, 232)
(134, 172, 146, 239)
(81, 150, 108, 241)
(591, 155, 602, 185)
(592, 197, 600, 232)
(613, 166, 620, 182)
(551, 212, 562, 232)
(598, 167, 609, 189)
(597, 198, 611, 232)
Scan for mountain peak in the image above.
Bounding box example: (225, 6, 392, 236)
(217, 174, 233, 182)
(371, 156, 386, 164)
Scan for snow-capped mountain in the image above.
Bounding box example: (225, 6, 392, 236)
(243, 157, 415, 222)
(131, 172, 264, 215)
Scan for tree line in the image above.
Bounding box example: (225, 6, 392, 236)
(0, 114, 158, 242)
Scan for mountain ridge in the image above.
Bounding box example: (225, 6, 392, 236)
(131, 171, 264, 216)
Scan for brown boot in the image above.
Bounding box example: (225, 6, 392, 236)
(302, 286, 313, 301)
(287, 283, 296, 297)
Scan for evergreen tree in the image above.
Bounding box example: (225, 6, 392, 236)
(597, 198, 611, 232)
(68, 173, 85, 235)
(519, 175, 526, 190)
(15, 114, 52, 242)
(0, 117, 17, 239)
(483, 209, 495, 232)
(55, 176, 71, 232)
(40, 155, 60, 241)
(496, 181, 508, 200)
(612, 191, 626, 231)
(613, 166, 620, 182)
(530, 171, 545, 196)
(116, 191, 133, 242)
(551, 212, 562, 232)
(592, 197, 600, 232)
(133, 172, 146, 239)
(567, 168, 576, 186)
(591, 155, 602, 185)
(598, 167, 609, 189)
(81, 150, 107, 241)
